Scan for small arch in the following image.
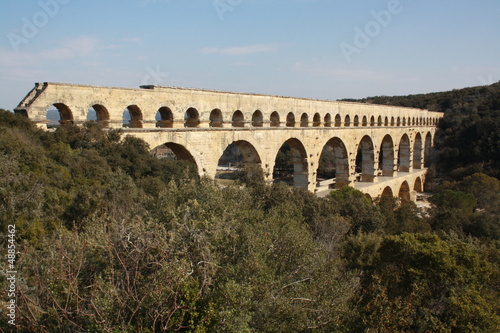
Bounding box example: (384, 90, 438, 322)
(390, 117, 395, 126)
(353, 115, 359, 127)
(370, 116, 375, 126)
(344, 115, 351, 127)
(286, 112, 295, 127)
(402, 117, 406, 126)
(184, 107, 200, 128)
(384, 117, 389, 126)
(377, 116, 383, 126)
(51, 103, 74, 126)
(313, 113, 321, 127)
(157, 106, 174, 128)
(413, 133, 423, 169)
(123, 105, 143, 128)
(407, 117, 411, 126)
(412, 117, 416, 126)
(414, 177, 423, 193)
(381, 186, 394, 199)
(252, 110, 263, 127)
(300, 113, 309, 127)
(396, 117, 401, 126)
(270, 111, 280, 127)
(334, 114, 342, 127)
(362, 116, 368, 127)
(324, 113, 332, 127)
(232, 110, 245, 127)
(88, 104, 110, 127)
(399, 181, 411, 203)
(209, 109, 223, 128)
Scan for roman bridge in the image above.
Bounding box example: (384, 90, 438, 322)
(16, 82, 444, 201)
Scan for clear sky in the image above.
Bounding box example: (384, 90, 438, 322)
(1, 0, 499, 110)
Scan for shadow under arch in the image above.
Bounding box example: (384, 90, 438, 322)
(216, 140, 263, 180)
(317, 137, 350, 189)
(50, 102, 74, 126)
(160, 142, 198, 173)
(273, 138, 309, 189)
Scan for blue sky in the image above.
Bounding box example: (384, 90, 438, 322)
(1, 0, 499, 110)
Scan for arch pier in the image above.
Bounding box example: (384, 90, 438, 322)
(16, 82, 443, 202)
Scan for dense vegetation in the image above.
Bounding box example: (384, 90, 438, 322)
(1, 82, 499, 333)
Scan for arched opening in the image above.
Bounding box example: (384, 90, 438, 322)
(270, 111, 280, 127)
(424, 132, 432, 167)
(155, 142, 198, 173)
(184, 107, 200, 128)
(156, 106, 174, 128)
(397, 117, 401, 126)
(232, 110, 245, 127)
(353, 115, 359, 127)
(317, 137, 350, 190)
(370, 116, 375, 126)
(324, 114, 332, 127)
(300, 113, 308, 127)
(384, 117, 389, 126)
(286, 112, 295, 127)
(381, 186, 394, 199)
(390, 117, 395, 126)
(87, 104, 110, 127)
(334, 114, 341, 127)
(412, 117, 416, 126)
(252, 110, 263, 127)
(413, 133, 423, 169)
(313, 113, 321, 127)
(216, 141, 262, 182)
(123, 105, 143, 128)
(273, 138, 308, 189)
(414, 177, 423, 193)
(356, 135, 376, 182)
(398, 134, 411, 172)
(379, 135, 395, 176)
(362, 116, 368, 127)
(344, 115, 351, 127)
(47, 103, 73, 127)
(377, 116, 383, 126)
(209, 109, 223, 128)
(402, 117, 406, 126)
(399, 181, 411, 203)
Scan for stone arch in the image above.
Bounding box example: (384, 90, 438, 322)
(412, 117, 416, 125)
(379, 135, 395, 176)
(390, 117, 395, 126)
(317, 137, 350, 189)
(384, 116, 389, 126)
(216, 140, 262, 180)
(344, 115, 351, 127)
(413, 132, 423, 169)
(185, 107, 200, 128)
(123, 105, 143, 128)
(300, 113, 308, 127)
(273, 138, 309, 189)
(252, 110, 263, 127)
(397, 117, 401, 126)
(424, 132, 432, 167)
(88, 104, 110, 127)
(398, 134, 411, 172)
(209, 108, 223, 128)
(414, 177, 423, 193)
(334, 114, 342, 127)
(353, 115, 359, 126)
(286, 112, 295, 127)
(402, 117, 406, 126)
(161, 142, 198, 172)
(157, 106, 174, 128)
(399, 181, 411, 203)
(377, 116, 383, 126)
(313, 113, 321, 127)
(381, 186, 394, 199)
(270, 111, 280, 127)
(356, 135, 376, 182)
(48, 103, 73, 126)
(324, 113, 332, 127)
(232, 110, 245, 127)
(370, 116, 375, 126)
(362, 115, 368, 126)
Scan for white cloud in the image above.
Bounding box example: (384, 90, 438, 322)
(201, 44, 280, 56)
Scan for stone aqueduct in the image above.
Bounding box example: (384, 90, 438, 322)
(16, 82, 444, 201)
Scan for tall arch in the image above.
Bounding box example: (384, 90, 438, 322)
(252, 110, 263, 127)
(424, 132, 432, 167)
(157, 106, 173, 128)
(232, 110, 244, 127)
(317, 137, 350, 188)
(210, 109, 223, 128)
(398, 134, 411, 172)
(160, 142, 198, 173)
(413, 133, 423, 169)
(356, 135, 376, 182)
(414, 177, 423, 193)
(300, 113, 308, 127)
(313, 113, 321, 127)
(273, 138, 309, 189)
(185, 107, 200, 128)
(379, 135, 395, 176)
(286, 112, 295, 127)
(381, 186, 394, 199)
(399, 181, 411, 203)
(123, 105, 143, 128)
(216, 140, 262, 180)
(270, 111, 280, 127)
